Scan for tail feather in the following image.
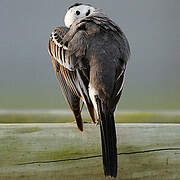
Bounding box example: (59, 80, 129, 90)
(96, 96, 117, 177)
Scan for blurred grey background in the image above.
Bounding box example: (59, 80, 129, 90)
(0, 0, 179, 110)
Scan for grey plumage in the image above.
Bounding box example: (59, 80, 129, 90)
(48, 10, 130, 178)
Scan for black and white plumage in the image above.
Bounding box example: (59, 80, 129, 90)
(48, 3, 130, 178)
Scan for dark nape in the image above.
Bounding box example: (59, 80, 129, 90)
(68, 3, 92, 10)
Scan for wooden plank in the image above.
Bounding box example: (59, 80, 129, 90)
(0, 123, 180, 179)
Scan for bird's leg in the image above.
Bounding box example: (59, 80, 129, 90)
(96, 118, 100, 126)
(95, 95, 103, 126)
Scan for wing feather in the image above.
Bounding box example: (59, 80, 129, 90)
(48, 26, 95, 125)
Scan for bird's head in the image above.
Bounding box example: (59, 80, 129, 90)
(64, 3, 96, 28)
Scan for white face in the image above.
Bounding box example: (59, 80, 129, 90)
(64, 4, 95, 28)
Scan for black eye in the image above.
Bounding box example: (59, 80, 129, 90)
(76, 10, 80, 15)
(86, 9, 90, 16)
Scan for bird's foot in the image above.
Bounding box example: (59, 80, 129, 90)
(96, 119, 100, 126)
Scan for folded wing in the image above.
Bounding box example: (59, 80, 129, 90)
(48, 27, 95, 131)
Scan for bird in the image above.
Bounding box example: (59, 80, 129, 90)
(48, 3, 130, 178)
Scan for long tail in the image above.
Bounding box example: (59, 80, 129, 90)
(96, 96, 117, 177)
